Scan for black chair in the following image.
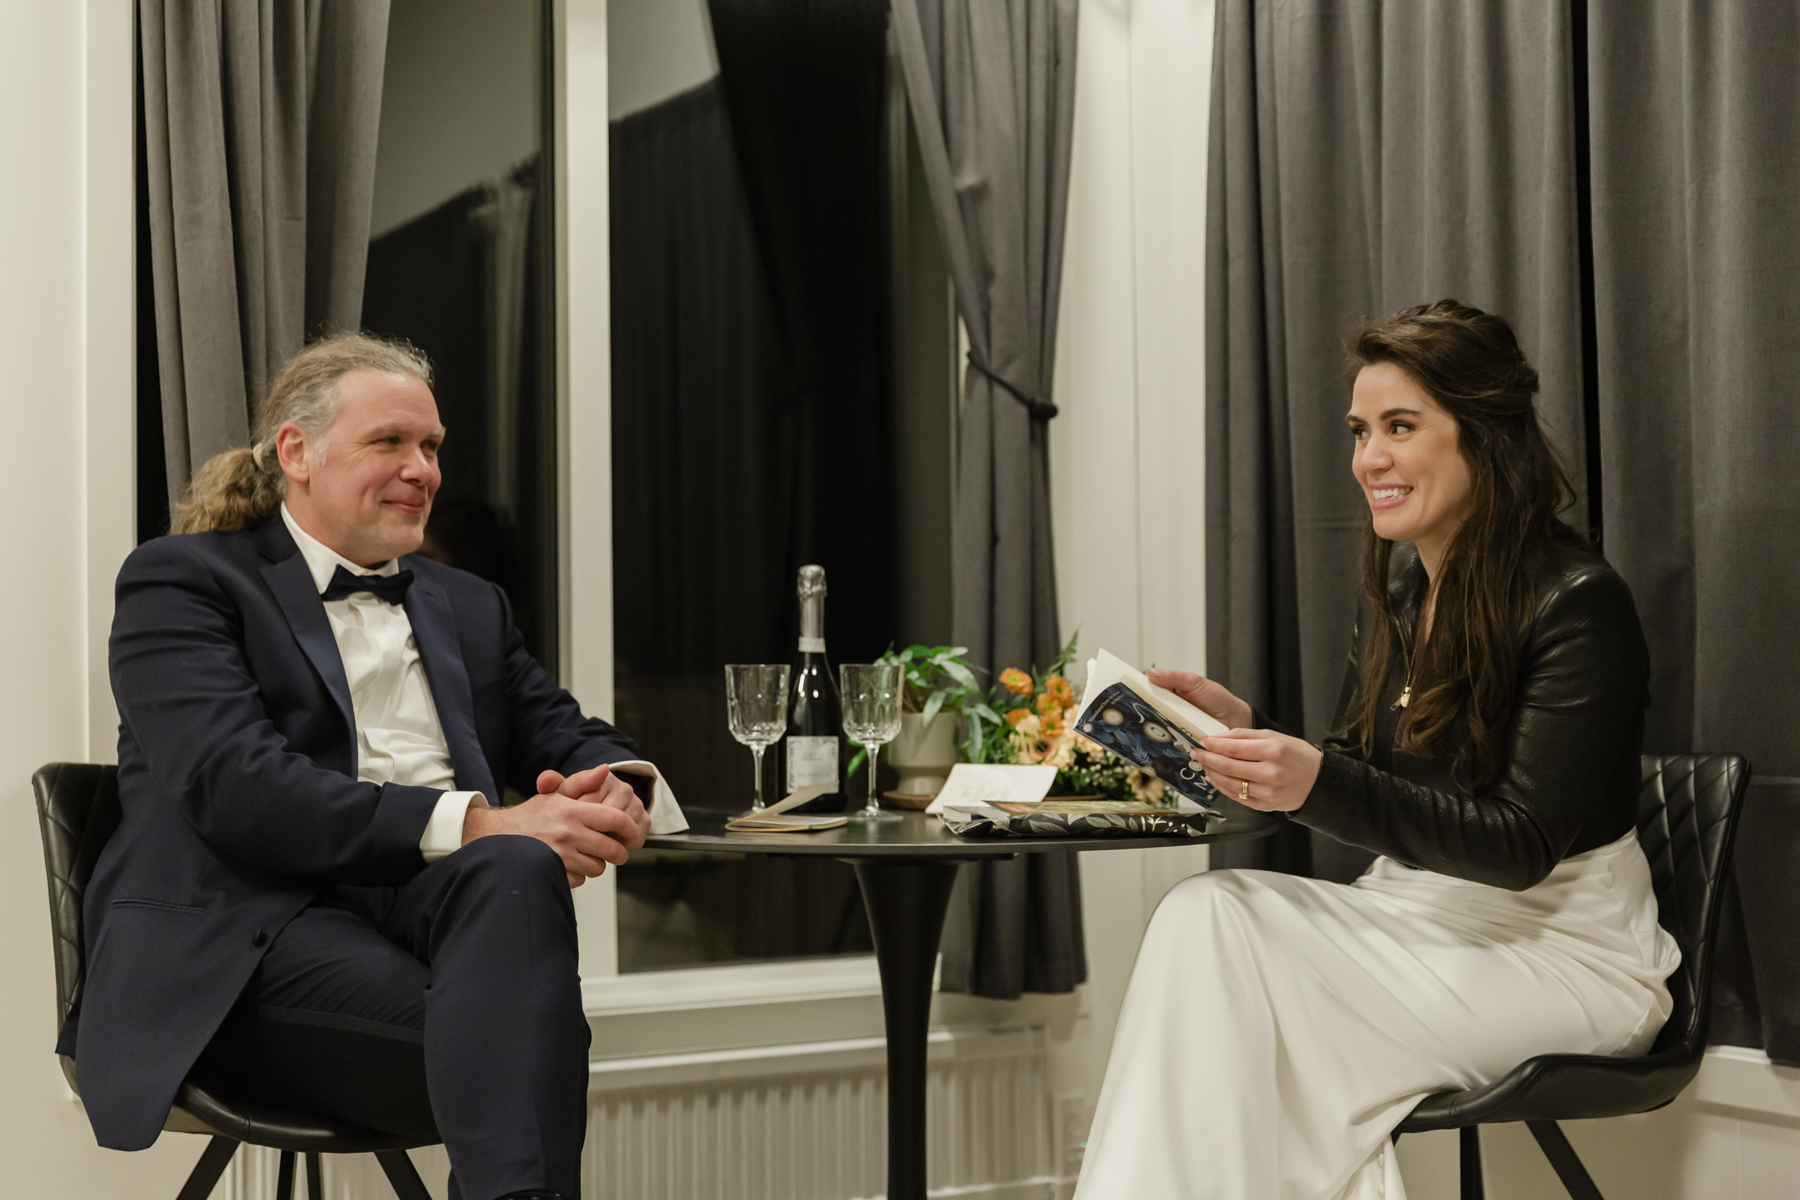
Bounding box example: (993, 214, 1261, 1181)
(1393, 753, 1751, 1200)
(34, 763, 438, 1200)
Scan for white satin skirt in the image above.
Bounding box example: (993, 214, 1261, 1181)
(1072, 832, 1679, 1200)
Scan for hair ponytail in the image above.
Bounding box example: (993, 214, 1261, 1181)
(170, 444, 285, 534)
(169, 333, 434, 535)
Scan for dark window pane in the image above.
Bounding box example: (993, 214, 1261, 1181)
(609, 1, 952, 973)
(362, 0, 558, 670)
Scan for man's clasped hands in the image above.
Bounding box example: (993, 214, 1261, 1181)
(462, 764, 653, 888)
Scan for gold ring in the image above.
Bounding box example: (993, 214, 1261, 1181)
(1239, 780, 1250, 802)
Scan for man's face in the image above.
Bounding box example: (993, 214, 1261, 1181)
(278, 369, 444, 567)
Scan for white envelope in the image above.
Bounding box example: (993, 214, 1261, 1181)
(924, 763, 1059, 815)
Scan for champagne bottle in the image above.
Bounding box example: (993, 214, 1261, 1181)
(782, 564, 844, 807)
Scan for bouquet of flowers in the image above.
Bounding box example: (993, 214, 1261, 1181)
(967, 634, 1172, 806)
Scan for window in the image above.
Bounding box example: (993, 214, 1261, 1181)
(608, 0, 956, 972)
(363, 0, 560, 669)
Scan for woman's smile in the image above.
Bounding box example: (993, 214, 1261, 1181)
(1369, 484, 1413, 510)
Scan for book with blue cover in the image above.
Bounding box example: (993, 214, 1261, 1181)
(1069, 649, 1228, 809)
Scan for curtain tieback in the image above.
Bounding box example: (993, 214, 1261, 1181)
(967, 353, 1059, 420)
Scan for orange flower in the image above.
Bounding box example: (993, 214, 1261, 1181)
(1044, 674, 1074, 706)
(1005, 708, 1034, 728)
(1035, 691, 1063, 716)
(1000, 668, 1034, 695)
(1038, 713, 1065, 739)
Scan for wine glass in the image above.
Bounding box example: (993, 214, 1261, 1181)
(840, 663, 904, 823)
(725, 664, 789, 815)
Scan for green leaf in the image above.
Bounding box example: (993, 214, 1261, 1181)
(939, 659, 979, 691)
(921, 689, 947, 727)
(846, 747, 868, 778)
(964, 711, 986, 763)
(970, 700, 1004, 724)
(1045, 627, 1081, 677)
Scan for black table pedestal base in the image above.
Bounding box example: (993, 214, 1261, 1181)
(847, 856, 966, 1200)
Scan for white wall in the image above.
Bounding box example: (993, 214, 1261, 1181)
(371, 0, 542, 236)
(1049, 0, 1217, 1113)
(0, 3, 204, 1194)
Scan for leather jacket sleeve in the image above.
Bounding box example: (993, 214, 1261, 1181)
(1289, 561, 1649, 891)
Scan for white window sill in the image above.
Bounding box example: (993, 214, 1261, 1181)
(583, 953, 917, 1017)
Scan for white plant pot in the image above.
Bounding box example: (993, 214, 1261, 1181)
(886, 711, 960, 797)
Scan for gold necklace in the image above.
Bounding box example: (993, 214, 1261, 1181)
(1391, 603, 1426, 711)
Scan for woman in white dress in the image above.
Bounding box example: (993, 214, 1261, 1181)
(1073, 301, 1678, 1200)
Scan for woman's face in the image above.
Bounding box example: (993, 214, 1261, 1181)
(1347, 363, 1474, 562)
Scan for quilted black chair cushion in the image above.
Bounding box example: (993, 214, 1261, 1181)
(1398, 753, 1750, 1132)
(33, 763, 121, 1029)
(31, 763, 436, 1162)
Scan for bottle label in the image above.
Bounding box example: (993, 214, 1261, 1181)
(786, 736, 838, 789)
(797, 636, 826, 653)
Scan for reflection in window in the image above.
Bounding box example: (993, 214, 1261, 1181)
(361, 0, 559, 670)
(609, 0, 954, 972)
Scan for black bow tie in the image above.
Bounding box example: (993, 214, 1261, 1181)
(322, 565, 414, 606)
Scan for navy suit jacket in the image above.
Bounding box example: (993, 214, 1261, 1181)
(63, 517, 638, 1150)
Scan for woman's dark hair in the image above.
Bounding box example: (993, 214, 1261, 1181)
(1344, 299, 1587, 786)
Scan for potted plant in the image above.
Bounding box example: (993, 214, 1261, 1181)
(858, 644, 995, 805)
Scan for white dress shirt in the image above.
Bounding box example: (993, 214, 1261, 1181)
(280, 505, 484, 860)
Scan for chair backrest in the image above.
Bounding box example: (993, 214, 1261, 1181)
(1636, 753, 1751, 1057)
(32, 763, 123, 1028)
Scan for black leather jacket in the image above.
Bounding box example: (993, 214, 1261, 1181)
(1286, 541, 1649, 891)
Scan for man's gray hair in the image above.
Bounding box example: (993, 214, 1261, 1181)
(172, 333, 434, 535)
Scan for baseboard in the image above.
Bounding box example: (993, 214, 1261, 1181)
(1691, 1044, 1800, 1128)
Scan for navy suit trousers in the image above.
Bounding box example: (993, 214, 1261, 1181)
(194, 835, 590, 1200)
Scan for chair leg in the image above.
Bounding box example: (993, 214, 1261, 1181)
(276, 1149, 296, 1200)
(1528, 1120, 1605, 1200)
(305, 1152, 324, 1200)
(174, 1136, 240, 1200)
(1459, 1126, 1485, 1200)
(375, 1149, 435, 1200)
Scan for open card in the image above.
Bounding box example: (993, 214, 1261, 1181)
(724, 784, 849, 832)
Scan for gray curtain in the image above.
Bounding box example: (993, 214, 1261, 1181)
(140, 0, 389, 499)
(1586, 2, 1800, 1066)
(1204, 0, 1586, 883)
(892, 0, 1083, 997)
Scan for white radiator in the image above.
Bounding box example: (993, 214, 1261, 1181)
(208, 1026, 1068, 1200)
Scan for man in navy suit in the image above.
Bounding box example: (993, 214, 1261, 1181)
(62, 335, 665, 1200)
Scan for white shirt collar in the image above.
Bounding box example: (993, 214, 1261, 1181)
(280, 503, 400, 596)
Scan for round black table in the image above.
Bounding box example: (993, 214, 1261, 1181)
(645, 807, 1278, 1200)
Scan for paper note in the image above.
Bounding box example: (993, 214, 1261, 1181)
(724, 812, 848, 833)
(925, 764, 1059, 815)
